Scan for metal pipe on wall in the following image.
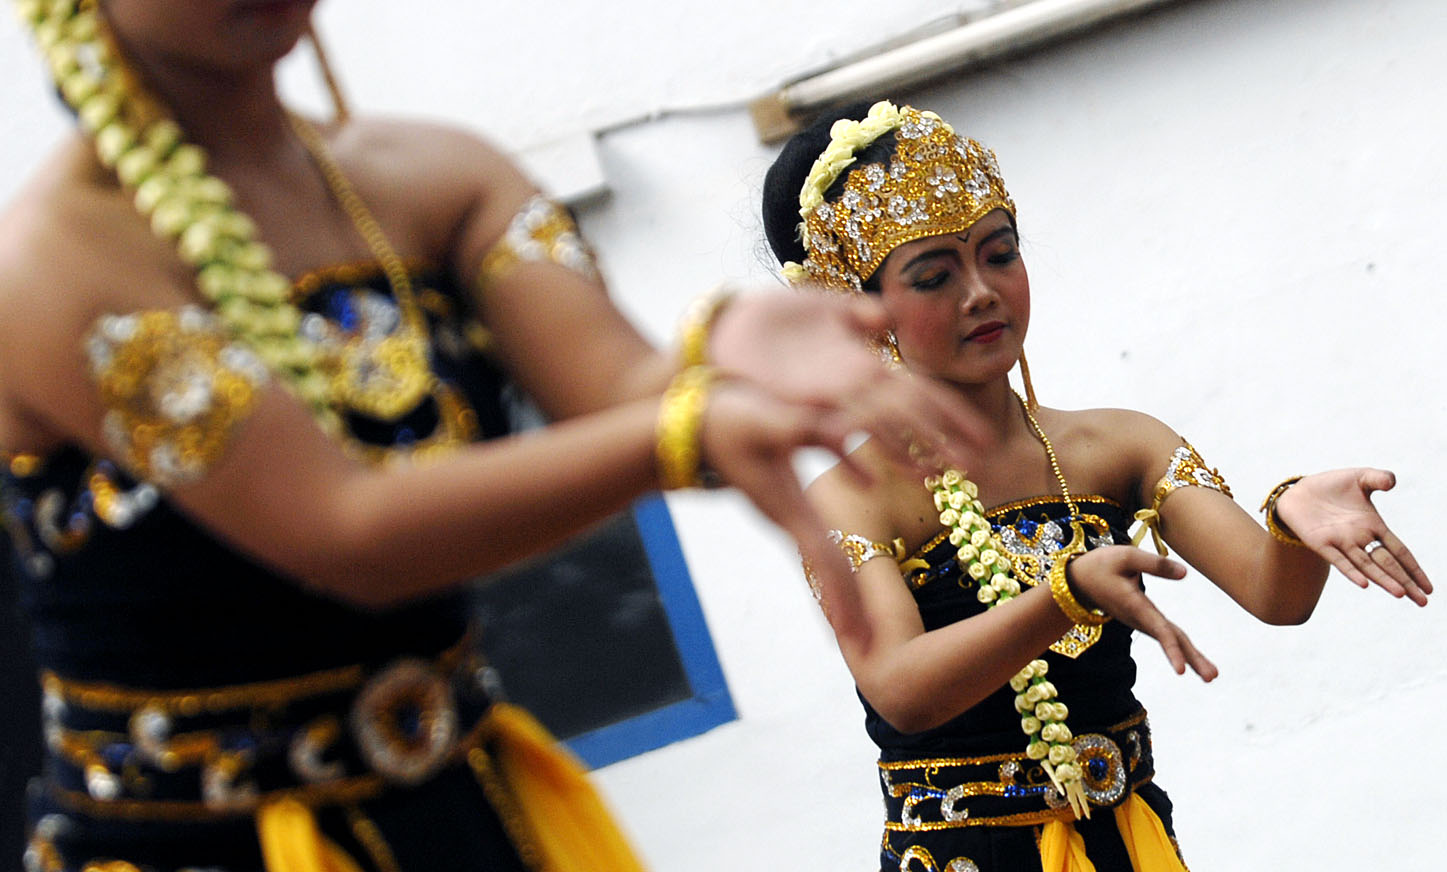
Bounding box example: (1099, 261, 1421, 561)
(751, 0, 1187, 142)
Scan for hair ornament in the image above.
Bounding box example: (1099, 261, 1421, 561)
(797, 101, 906, 216)
(785, 100, 1015, 294)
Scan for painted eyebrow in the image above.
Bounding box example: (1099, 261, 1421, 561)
(897, 225, 1016, 273)
(897, 247, 960, 274)
(977, 225, 1018, 247)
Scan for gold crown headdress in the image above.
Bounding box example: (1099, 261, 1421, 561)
(782, 101, 1016, 293)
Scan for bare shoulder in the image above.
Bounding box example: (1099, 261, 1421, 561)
(0, 143, 127, 331)
(1035, 405, 1186, 505)
(0, 140, 189, 439)
(1047, 406, 1178, 449)
(321, 116, 537, 261)
(330, 116, 533, 203)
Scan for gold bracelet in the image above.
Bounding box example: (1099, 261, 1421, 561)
(1259, 475, 1306, 547)
(655, 366, 716, 490)
(677, 287, 736, 369)
(1049, 550, 1110, 626)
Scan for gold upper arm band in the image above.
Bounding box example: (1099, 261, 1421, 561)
(86, 307, 270, 487)
(1130, 441, 1232, 555)
(801, 530, 912, 607)
(474, 195, 599, 291)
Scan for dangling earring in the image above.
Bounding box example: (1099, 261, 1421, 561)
(1017, 350, 1039, 411)
(879, 330, 903, 369)
(304, 22, 350, 124)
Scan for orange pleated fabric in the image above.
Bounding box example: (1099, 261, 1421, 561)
(256, 798, 366, 872)
(255, 702, 647, 872)
(1038, 794, 1188, 872)
(481, 702, 648, 872)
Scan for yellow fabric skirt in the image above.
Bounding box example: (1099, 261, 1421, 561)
(257, 702, 647, 872)
(1038, 794, 1187, 872)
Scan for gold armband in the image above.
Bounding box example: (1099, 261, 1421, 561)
(676, 287, 736, 369)
(1259, 475, 1306, 547)
(1131, 441, 1233, 556)
(826, 530, 907, 572)
(1049, 550, 1110, 626)
(655, 366, 715, 490)
(86, 307, 270, 486)
(475, 195, 599, 290)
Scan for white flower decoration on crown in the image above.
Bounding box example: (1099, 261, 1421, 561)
(780, 101, 1015, 294)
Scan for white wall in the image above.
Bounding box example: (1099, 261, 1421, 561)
(4, 0, 1446, 868)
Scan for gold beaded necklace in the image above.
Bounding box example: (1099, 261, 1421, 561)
(286, 114, 436, 422)
(1017, 392, 1084, 549)
(19, 0, 441, 436)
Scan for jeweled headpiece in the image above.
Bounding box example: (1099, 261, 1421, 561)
(782, 101, 1015, 293)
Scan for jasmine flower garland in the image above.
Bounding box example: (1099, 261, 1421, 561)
(927, 469, 1091, 819)
(16, 0, 338, 432)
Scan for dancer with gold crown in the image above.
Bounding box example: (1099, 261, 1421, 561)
(0, 3, 1000, 870)
(762, 100, 1432, 871)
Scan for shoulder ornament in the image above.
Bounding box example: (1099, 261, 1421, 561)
(475, 195, 599, 291)
(86, 307, 270, 487)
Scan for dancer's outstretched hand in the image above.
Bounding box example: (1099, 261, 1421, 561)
(695, 378, 871, 642)
(1066, 545, 1219, 681)
(708, 291, 991, 480)
(1273, 468, 1432, 606)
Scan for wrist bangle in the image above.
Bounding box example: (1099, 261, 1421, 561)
(1049, 550, 1110, 626)
(1259, 475, 1306, 547)
(655, 365, 716, 490)
(677, 286, 736, 369)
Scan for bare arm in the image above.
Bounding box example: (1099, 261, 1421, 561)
(1, 285, 865, 611)
(432, 127, 988, 473)
(0, 125, 990, 618)
(1119, 413, 1429, 624)
(805, 452, 1208, 733)
(0, 160, 854, 610)
(436, 129, 673, 418)
(808, 462, 1073, 732)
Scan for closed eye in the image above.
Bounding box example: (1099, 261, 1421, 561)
(911, 271, 949, 290)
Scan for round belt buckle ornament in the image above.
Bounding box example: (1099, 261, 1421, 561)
(351, 658, 459, 785)
(1072, 734, 1127, 807)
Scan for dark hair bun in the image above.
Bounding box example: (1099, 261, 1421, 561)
(761, 100, 884, 266)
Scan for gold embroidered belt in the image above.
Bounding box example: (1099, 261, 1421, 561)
(879, 709, 1155, 831)
(37, 637, 500, 821)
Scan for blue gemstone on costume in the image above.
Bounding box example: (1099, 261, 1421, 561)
(1089, 757, 1108, 779)
(397, 427, 416, 445)
(101, 743, 132, 767)
(219, 733, 259, 753)
(328, 294, 360, 332)
(1018, 518, 1038, 536)
(400, 705, 422, 738)
(14, 498, 33, 519)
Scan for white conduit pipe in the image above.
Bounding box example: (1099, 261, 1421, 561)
(753, 0, 1186, 141)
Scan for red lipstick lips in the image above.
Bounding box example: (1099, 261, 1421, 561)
(964, 321, 1006, 343)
